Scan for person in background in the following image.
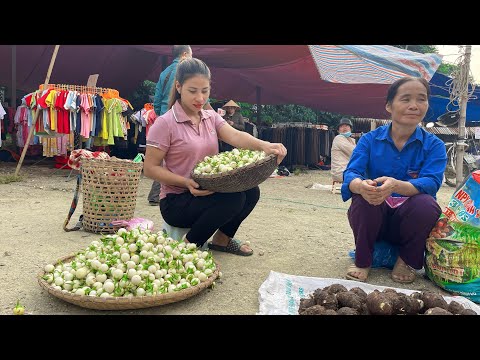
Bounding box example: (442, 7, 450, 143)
(342, 76, 446, 284)
(220, 100, 245, 152)
(330, 117, 356, 183)
(148, 45, 212, 205)
(144, 58, 287, 255)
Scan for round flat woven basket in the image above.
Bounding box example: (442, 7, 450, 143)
(191, 154, 277, 193)
(38, 254, 219, 310)
(81, 157, 143, 234)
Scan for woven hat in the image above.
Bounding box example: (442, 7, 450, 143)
(222, 100, 240, 109)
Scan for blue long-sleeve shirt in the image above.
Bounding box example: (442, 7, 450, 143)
(341, 124, 447, 201)
(153, 58, 179, 116)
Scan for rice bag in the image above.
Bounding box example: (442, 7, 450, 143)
(425, 170, 480, 303)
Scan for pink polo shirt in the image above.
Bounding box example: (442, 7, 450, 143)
(146, 101, 226, 199)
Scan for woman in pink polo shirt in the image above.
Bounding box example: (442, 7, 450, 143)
(144, 58, 287, 256)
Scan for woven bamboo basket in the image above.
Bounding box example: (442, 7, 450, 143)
(37, 254, 219, 310)
(81, 158, 143, 234)
(191, 154, 277, 193)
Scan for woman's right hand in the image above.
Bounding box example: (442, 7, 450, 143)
(357, 179, 385, 206)
(185, 178, 214, 197)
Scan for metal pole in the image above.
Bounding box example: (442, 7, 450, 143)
(15, 45, 60, 177)
(455, 45, 472, 185)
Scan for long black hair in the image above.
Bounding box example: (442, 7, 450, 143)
(168, 57, 211, 110)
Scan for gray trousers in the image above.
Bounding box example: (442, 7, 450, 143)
(148, 181, 161, 203)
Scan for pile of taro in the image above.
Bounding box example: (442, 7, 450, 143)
(298, 284, 477, 315)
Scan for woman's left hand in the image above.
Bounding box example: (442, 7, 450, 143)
(264, 142, 287, 164)
(373, 176, 398, 202)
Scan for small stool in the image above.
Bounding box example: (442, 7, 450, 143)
(331, 181, 342, 194)
(162, 221, 190, 242)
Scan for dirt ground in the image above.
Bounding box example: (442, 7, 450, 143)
(0, 159, 454, 315)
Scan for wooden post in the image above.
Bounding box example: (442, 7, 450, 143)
(15, 45, 60, 176)
(455, 45, 472, 185)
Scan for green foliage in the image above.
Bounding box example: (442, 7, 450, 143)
(392, 45, 438, 54)
(236, 101, 347, 128)
(128, 80, 156, 110)
(437, 63, 458, 77)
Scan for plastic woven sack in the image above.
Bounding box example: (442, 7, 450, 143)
(111, 218, 154, 231)
(425, 170, 480, 303)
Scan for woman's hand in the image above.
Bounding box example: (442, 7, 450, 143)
(357, 179, 384, 205)
(185, 178, 214, 197)
(356, 176, 398, 205)
(373, 176, 398, 201)
(263, 142, 287, 164)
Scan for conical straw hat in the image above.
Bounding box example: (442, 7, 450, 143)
(222, 100, 240, 109)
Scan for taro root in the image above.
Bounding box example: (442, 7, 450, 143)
(323, 309, 338, 315)
(325, 284, 348, 295)
(366, 290, 394, 315)
(459, 308, 477, 315)
(299, 305, 326, 315)
(382, 288, 398, 295)
(424, 307, 453, 315)
(313, 289, 329, 304)
(360, 303, 370, 315)
(349, 287, 367, 300)
(391, 294, 423, 315)
(410, 292, 422, 300)
(337, 307, 359, 315)
(298, 297, 316, 314)
(313, 290, 338, 310)
(420, 291, 449, 310)
(447, 300, 465, 315)
(337, 291, 363, 311)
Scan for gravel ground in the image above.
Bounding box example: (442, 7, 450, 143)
(0, 160, 455, 315)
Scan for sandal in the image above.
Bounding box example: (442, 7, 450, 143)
(391, 257, 416, 284)
(346, 264, 370, 282)
(208, 238, 253, 256)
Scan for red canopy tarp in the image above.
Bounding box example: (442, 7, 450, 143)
(0, 45, 399, 118)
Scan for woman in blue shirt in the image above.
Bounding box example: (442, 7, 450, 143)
(343, 76, 447, 283)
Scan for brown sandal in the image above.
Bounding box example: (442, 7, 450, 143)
(346, 264, 370, 282)
(391, 258, 416, 284)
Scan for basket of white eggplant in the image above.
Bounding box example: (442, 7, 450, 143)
(37, 228, 219, 310)
(191, 149, 277, 193)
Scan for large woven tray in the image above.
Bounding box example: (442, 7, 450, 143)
(37, 254, 219, 310)
(191, 154, 277, 193)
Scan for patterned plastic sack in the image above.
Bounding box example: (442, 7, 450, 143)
(425, 170, 480, 303)
(111, 218, 154, 231)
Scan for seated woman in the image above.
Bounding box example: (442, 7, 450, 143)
(342, 76, 447, 283)
(220, 100, 245, 152)
(144, 58, 287, 256)
(331, 117, 356, 184)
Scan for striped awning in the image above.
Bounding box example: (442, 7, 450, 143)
(308, 45, 442, 84)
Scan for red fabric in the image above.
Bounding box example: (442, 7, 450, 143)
(67, 149, 110, 170)
(0, 45, 392, 118)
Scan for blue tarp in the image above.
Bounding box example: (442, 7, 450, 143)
(427, 72, 480, 125)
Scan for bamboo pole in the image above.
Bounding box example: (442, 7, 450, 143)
(455, 45, 472, 185)
(15, 45, 60, 176)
